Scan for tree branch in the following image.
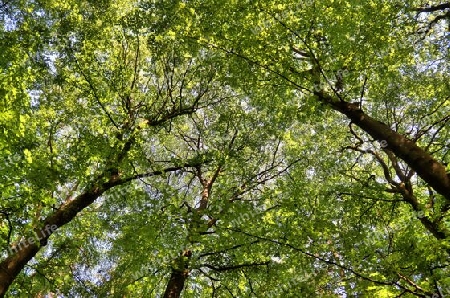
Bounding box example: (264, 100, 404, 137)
(201, 261, 269, 272)
(414, 3, 450, 13)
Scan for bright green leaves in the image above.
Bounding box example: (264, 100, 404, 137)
(23, 148, 32, 164)
(1, 0, 449, 297)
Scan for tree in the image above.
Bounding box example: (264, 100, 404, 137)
(179, 0, 450, 296)
(0, 0, 449, 297)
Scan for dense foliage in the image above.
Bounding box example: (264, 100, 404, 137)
(1, 0, 449, 297)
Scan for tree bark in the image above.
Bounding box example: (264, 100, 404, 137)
(162, 166, 219, 297)
(321, 94, 450, 202)
(0, 178, 117, 297)
(163, 250, 192, 298)
(0, 243, 40, 297)
(163, 270, 189, 298)
(0, 163, 193, 297)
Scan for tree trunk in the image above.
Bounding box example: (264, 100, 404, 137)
(0, 243, 39, 297)
(0, 157, 197, 296)
(163, 250, 192, 298)
(0, 178, 118, 297)
(322, 95, 450, 202)
(163, 270, 189, 298)
(162, 169, 215, 297)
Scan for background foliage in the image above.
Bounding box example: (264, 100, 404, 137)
(1, 0, 449, 297)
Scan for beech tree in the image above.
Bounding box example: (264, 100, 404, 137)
(1, 0, 449, 297)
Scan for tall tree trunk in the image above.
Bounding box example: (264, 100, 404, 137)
(0, 162, 189, 296)
(162, 166, 219, 297)
(0, 243, 40, 297)
(163, 250, 192, 298)
(0, 179, 117, 297)
(163, 270, 189, 298)
(319, 94, 450, 203)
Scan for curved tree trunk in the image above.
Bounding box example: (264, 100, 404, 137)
(318, 93, 450, 203)
(0, 243, 40, 297)
(0, 163, 193, 297)
(0, 178, 116, 297)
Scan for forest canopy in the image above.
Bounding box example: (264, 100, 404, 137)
(0, 0, 449, 297)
